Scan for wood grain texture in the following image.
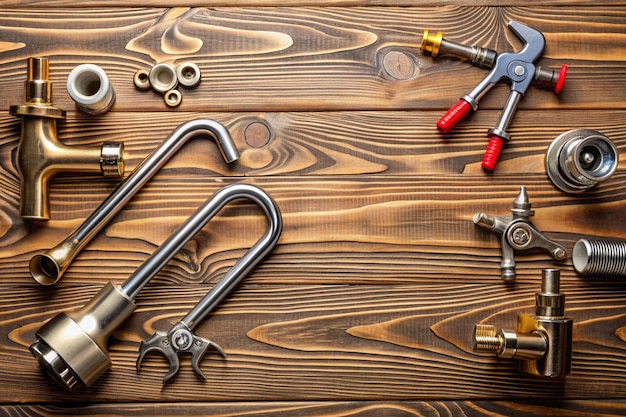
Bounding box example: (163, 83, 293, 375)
(0, 7, 625, 112)
(2, 400, 626, 416)
(1, 2, 626, 415)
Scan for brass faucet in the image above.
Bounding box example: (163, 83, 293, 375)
(473, 268, 573, 378)
(10, 57, 124, 220)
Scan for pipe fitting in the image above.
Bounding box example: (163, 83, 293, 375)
(10, 57, 124, 220)
(546, 129, 618, 193)
(176, 62, 201, 88)
(473, 269, 573, 378)
(164, 89, 182, 107)
(149, 63, 178, 93)
(66, 64, 116, 115)
(473, 186, 567, 281)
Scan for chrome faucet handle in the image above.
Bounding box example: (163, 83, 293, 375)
(473, 186, 566, 281)
(137, 321, 226, 383)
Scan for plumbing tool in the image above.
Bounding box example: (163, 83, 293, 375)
(30, 183, 282, 391)
(473, 186, 566, 281)
(10, 57, 124, 220)
(474, 268, 573, 378)
(420, 21, 567, 171)
(137, 187, 281, 382)
(29, 119, 239, 286)
(546, 129, 618, 193)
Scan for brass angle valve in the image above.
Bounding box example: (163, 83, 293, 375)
(473, 268, 573, 378)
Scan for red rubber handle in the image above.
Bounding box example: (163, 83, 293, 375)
(554, 64, 567, 94)
(481, 134, 506, 172)
(437, 99, 472, 132)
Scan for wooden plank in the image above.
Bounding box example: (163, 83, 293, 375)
(2, 1, 624, 7)
(1, 280, 626, 402)
(0, 7, 625, 112)
(2, 400, 626, 416)
(2, 173, 625, 286)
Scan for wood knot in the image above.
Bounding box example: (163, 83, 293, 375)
(381, 50, 420, 80)
(244, 121, 272, 148)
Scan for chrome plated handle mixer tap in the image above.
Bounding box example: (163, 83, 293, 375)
(30, 183, 283, 391)
(473, 186, 566, 281)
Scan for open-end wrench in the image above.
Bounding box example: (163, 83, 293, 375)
(136, 184, 283, 383)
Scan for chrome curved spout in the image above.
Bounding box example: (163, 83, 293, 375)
(29, 118, 240, 285)
(30, 183, 282, 390)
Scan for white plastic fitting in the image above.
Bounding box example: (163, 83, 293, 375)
(176, 62, 201, 88)
(149, 63, 178, 93)
(66, 64, 116, 115)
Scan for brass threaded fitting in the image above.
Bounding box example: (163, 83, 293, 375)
(473, 324, 502, 352)
(420, 29, 443, 56)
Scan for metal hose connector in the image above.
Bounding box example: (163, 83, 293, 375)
(29, 119, 240, 285)
(573, 238, 626, 276)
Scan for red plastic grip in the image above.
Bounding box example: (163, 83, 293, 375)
(482, 135, 506, 172)
(554, 64, 568, 94)
(437, 99, 472, 132)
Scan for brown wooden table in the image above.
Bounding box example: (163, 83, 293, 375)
(1, 1, 625, 415)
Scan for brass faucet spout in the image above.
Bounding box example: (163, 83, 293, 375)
(10, 57, 124, 220)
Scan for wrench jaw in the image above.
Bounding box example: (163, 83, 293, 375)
(189, 336, 227, 381)
(136, 331, 180, 383)
(136, 322, 227, 383)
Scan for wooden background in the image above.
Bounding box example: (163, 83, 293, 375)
(1, 1, 626, 416)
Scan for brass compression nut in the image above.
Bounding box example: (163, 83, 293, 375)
(420, 29, 443, 56)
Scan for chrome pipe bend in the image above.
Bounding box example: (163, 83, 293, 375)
(29, 118, 240, 285)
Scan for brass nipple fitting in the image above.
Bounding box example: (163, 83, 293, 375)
(420, 29, 497, 69)
(473, 268, 573, 378)
(10, 57, 124, 220)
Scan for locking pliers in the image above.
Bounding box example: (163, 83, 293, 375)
(421, 21, 567, 171)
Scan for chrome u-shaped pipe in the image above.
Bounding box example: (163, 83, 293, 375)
(29, 119, 240, 285)
(30, 183, 282, 391)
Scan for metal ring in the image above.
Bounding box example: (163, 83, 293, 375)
(149, 63, 178, 93)
(176, 62, 201, 88)
(133, 69, 151, 90)
(164, 89, 182, 107)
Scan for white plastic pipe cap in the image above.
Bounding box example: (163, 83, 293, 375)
(67, 64, 116, 115)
